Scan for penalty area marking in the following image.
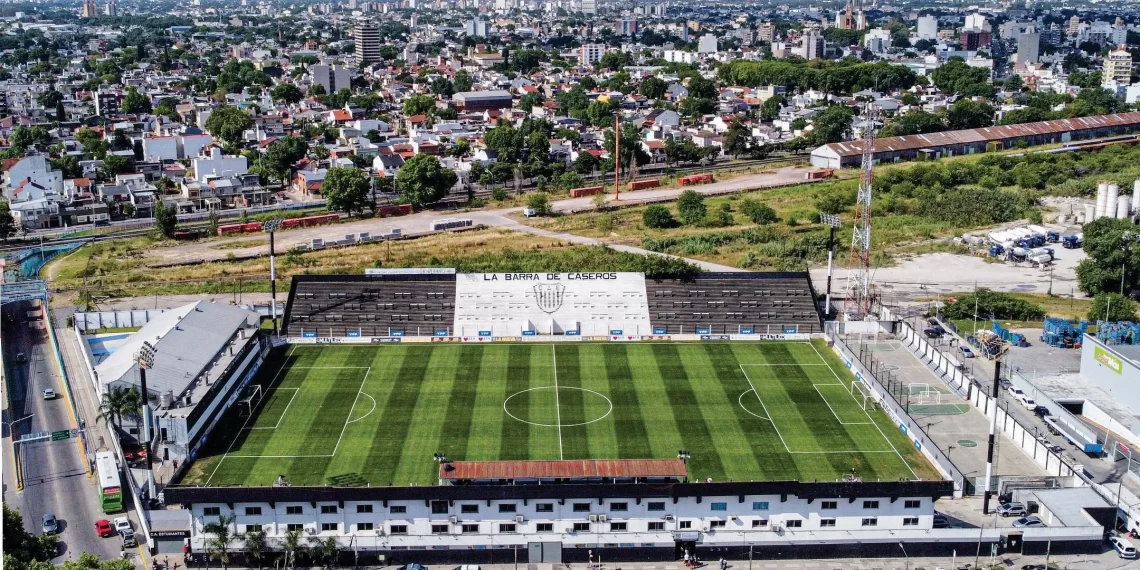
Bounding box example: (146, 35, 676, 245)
(245, 387, 300, 430)
(346, 392, 377, 424)
(737, 389, 770, 421)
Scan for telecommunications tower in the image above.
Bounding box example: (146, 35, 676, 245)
(844, 105, 875, 319)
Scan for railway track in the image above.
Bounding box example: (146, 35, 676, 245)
(2, 157, 802, 254)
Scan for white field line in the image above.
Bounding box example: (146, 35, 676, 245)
(807, 341, 920, 480)
(738, 365, 792, 454)
(812, 385, 872, 426)
(331, 366, 371, 455)
(739, 363, 893, 454)
(246, 387, 300, 430)
(346, 392, 377, 424)
(205, 344, 297, 485)
(551, 344, 563, 460)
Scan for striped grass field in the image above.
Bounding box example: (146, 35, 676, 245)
(180, 340, 939, 487)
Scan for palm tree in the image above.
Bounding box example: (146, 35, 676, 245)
(308, 536, 339, 569)
(282, 528, 305, 569)
(99, 387, 126, 428)
(122, 387, 143, 433)
(202, 514, 236, 569)
(242, 528, 267, 570)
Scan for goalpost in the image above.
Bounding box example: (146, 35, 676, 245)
(239, 385, 263, 418)
(912, 390, 943, 406)
(848, 379, 878, 411)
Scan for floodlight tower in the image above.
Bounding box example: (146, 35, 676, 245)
(137, 340, 157, 501)
(844, 104, 876, 319)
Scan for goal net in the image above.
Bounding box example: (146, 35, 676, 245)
(848, 380, 878, 411)
(912, 390, 943, 405)
(239, 385, 263, 418)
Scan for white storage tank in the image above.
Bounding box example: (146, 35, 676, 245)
(1108, 183, 1120, 219)
(1133, 179, 1140, 213)
(1096, 181, 1109, 219)
(1120, 195, 1133, 219)
(1085, 204, 1095, 223)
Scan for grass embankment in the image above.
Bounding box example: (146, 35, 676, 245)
(46, 229, 701, 304)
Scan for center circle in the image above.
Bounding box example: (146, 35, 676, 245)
(503, 386, 613, 427)
(957, 439, 979, 447)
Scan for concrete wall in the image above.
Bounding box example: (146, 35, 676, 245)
(74, 309, 166, 332)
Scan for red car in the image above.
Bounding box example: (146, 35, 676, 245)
(95, 519, 114, 538)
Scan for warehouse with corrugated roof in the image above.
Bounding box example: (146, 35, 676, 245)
(810, 111, 1140, 169)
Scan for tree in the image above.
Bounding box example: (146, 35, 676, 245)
(153, 200, 177, 238)
(643, 204, 676, 228)
(573, 150, 600, 175)
(638, 76, 667, 99)
(4, 504, 58, 568)
(402, 94, 435, 117)
(207, 209, 220, 237)
(100, 155, 131, 181)
(527, 192, 551, 215)
(1076, 218, 1140, 295)
(321, 167, 372, 215)
(243, 528, 268, 570)
(264, 137, 309, 185)
(759, 95, 784, 122)
(396, 154, 457, 207)
(808, 105, 853, 145)
(51, 155, 82, 179)
(453, 69, 473, 93)
(880, 110, 946, 137)
(270, 82, 304, 104)
(739, 198, 778, 225)
(203, 514, 236, 570)
(309, 536, 339, 569)
(121, 87, 152, 114)
(723, 118, 754, 158)
(282, 528, 306, 569)
(1003, 75, 1024, 92)
(0, 202, 16, 241)
(677, 190, 706, 225)
(76, 128, 108, 159)
(1088, 293, 1138, 322)
(205, 105, 253, 147)
(946, 99, 994, 130)
(36, 89, 63, 110)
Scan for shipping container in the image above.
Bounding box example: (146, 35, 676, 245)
(569, 186, 605, 198)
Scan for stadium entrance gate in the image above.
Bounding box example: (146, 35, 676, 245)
(528, 541, 562, 563)
(674, 532, 699, 560)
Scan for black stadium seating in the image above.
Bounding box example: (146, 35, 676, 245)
(282, 271, 823, 338)
(644, 272, 823, 335)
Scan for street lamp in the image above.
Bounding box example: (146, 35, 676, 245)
(819, 213, 841, 317)
(433, 452, 447, 485)
(136, 340, 157, 501)
(898, 542, 909, 570)
(262, 219, 282, 335)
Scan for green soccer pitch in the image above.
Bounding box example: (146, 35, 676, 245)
(181, 340, 940, 487)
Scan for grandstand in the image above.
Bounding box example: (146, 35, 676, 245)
(281, 270, 824, 338)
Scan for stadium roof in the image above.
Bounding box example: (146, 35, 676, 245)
(440, 459, 688, 481)
(95, 301, 258, 397)
(818, 111, 1140, 158)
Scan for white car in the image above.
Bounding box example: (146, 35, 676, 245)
(1111, 536, 1138, 559)
(113, 517, 132, 534)
(42, 389, 56, 400)
(1008, 386, 1025, 398)
(1019, 395, 1036, 410)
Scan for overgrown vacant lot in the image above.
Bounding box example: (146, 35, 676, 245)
(180, 340, 938, 487)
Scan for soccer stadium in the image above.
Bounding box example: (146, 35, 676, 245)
(168, 269, 955, 563)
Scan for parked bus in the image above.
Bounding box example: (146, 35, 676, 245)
(95, 451, 123, 513)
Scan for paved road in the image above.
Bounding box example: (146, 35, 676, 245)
(1, 300, 121, 563)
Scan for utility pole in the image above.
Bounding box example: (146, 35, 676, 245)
(613, 111, 621, 201)
(262, 219, 281, 334)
